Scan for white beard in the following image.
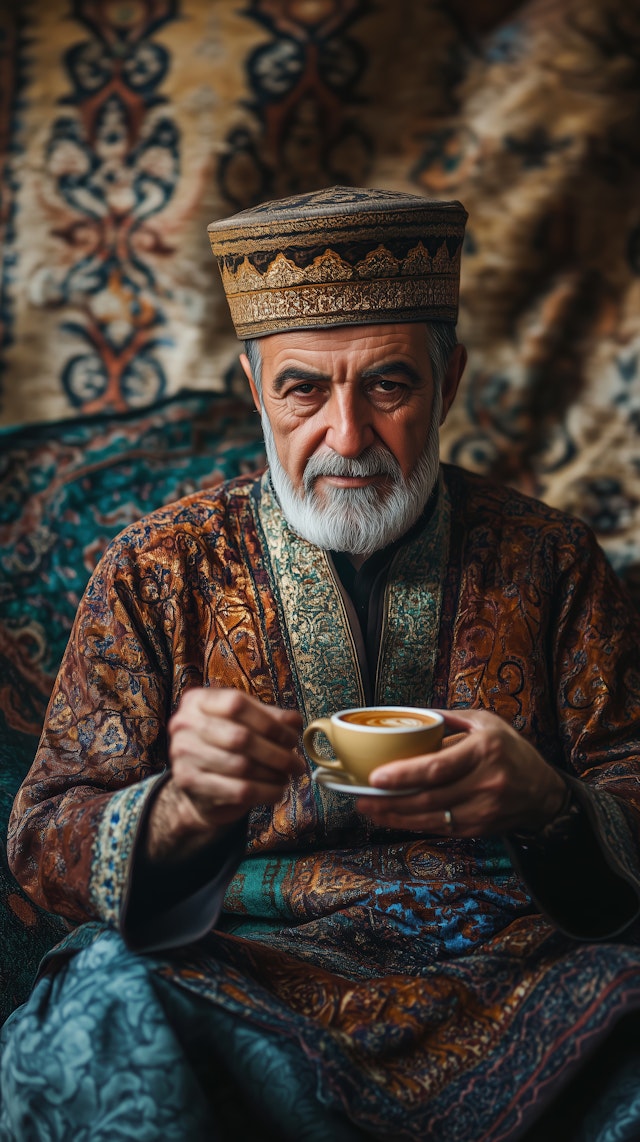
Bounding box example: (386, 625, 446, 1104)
(261, 387, 442, 558)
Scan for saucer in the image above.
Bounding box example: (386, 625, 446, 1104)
(312, 767, 421, 798)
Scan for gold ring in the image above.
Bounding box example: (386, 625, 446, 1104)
(443, 808, 454, 833)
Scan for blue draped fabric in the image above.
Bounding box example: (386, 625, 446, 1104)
(0, 929, 367, 1142)
(2, 927, 640, 1141)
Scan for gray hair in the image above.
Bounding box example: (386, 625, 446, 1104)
(244, 321, 458, 398)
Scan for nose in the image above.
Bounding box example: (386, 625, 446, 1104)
(323, 388, 375, 457)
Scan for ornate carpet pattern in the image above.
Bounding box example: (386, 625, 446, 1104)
(1, 0, 640, 587)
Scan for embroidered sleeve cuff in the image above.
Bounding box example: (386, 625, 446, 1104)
(89, 773, 165, 928)
(109, 772, 248, 953)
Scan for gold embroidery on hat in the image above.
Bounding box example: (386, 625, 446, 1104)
(208, 187, 467, 337)
(228, 276, 458, 338)
(221, 241, 458, 299)
(355, 245, 401, 280)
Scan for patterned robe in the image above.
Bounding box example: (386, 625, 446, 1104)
(4, 464, 640, 1141)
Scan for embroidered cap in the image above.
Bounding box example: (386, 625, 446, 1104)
(208, 186, 467, 339)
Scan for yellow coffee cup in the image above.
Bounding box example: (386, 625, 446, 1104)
(303, 706, 444, 786)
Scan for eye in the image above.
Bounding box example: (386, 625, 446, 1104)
(367, 378, 409, 402)
(374, 379, 402, 392)
(282, 381, 326, 413)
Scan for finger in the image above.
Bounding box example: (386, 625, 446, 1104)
(361, 775, 517, 836)
(355, 796, 451, 834)
(206, 690, 303, 745)
(430, 708, 499, 735)
(171, 731, 300, 785)
(369, 738, 480, 791)
(181, 769, 292, 822)
(357, 786, 464, 815)
(173, 717, 306, 777)
(441, 731, 468, 748)
(358, 797, 477, 837)
(172, 731, 306, 786)
(174, 689, 303, 748)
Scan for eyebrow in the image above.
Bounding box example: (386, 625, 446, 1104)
(360, 360, 423, 386)
(271, 366, 331, 394)
(271, 360, 423, 394)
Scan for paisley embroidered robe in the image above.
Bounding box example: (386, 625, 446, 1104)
(7, 464, 640, 1140)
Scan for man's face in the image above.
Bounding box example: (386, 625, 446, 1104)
(251, 324, 441, 493)
(241, 322, 465, 557)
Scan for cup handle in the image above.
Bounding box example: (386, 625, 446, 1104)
(303, 719, 347, 772)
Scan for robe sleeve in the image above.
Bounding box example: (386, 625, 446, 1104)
(7, 522, 244, 942)
(121, 777, 248, 952)
(506, 523, 640, 940)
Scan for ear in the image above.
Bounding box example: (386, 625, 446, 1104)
(239, 352, 261, 413)
(439, 343, 467, 424)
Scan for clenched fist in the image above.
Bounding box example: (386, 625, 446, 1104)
(146, 688, 304, 863)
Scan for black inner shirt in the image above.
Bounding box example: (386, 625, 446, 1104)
(329, 492, 438, 700)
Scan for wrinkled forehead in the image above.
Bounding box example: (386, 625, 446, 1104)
(257, 322, 432, 377)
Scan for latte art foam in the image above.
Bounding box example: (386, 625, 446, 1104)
(342, 710, 435, 728)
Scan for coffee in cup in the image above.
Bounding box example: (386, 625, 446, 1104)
(303, 706, 444, 786)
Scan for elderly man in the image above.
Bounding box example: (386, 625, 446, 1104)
(1, 187, 640, 1142)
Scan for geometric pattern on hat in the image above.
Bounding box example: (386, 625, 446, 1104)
(208, 186, 467, 338)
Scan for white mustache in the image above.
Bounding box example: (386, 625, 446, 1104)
(260, 385, 442, 556)
(303, 446, 400, 493)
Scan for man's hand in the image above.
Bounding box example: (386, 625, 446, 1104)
(358, 708, 568, 837)
(146, 688, 304, 863)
